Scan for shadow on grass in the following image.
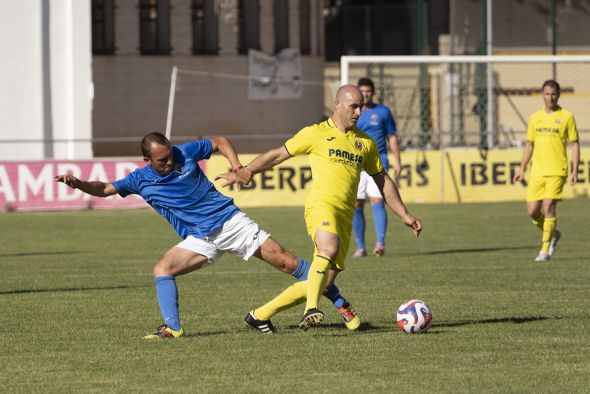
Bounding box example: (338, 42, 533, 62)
(283, 316, 551, 335)
(404, 245, 532, 256)
(184, 331, 229, 337)
(433, 315, 551, 328)
(283, 321, 389, 333)
(0, 284, 149, 295)
(0, 251, 81, 257)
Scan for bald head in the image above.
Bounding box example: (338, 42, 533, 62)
(336, 84, 363, 102)
(332, 84, 363, 131)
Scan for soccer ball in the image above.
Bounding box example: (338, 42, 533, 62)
(396, 299, 433, 334)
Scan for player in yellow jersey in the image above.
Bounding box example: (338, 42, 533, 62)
(513, 79, 580, 262)
(218, 85, 422, 331)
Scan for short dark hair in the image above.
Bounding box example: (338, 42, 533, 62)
(542, 79, 561, 93)
(357, 77, 375, 91)
(141, 132, 171, 158)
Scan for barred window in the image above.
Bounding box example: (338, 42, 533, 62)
(92, 0, 115, 55)
(299, 0, 310, 54)
(238, 0, 260, 54)
(139, 0, 170, 55)
(192, 0, 218, 54)
(274, 0, 289, 53)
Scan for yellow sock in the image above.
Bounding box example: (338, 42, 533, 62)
(532, 215, 544, 231)
(304, 254, 332, 312)
(254, 281, 307, 320)
(541, 217, 556, 254)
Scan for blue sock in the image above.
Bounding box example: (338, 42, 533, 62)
(372, 202, 387, 244)
(353, 206, 366, 249)
(155, 276, 181, 331)
(324, 284, 347, 308)
(291, 257, 347, 308)
(291, 257, 310, 280)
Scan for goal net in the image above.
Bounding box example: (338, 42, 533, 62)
(339, 55, 590, 150)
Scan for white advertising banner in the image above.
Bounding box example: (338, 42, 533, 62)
(248, 48, 303, 100)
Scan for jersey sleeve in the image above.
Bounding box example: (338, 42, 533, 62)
(363, 139, 384, 176)
(181, 140, 213, 161)
(284, 126, 314, 156)
(526, 114, 536, 142)
(567, 114, 579, 142)
(112, 170, 139, 198)
(384, 107, 397, 135)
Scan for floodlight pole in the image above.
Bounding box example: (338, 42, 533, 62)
(486, 0, 494, 149)
(165, 66, 178, 141)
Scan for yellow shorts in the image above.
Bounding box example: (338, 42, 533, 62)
(304, 204, 352, 271)
(526, 175, 566, 201)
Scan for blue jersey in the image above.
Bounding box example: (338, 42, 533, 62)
(112, 140, 239, 239)
(357, 104, 397, 169)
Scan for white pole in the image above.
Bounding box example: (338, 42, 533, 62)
(486, 0, 494, 149)
(165, 66, 178, 141)
(65, 0, 75, 159)
(340, 58, 349, 86)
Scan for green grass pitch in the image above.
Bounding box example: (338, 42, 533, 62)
(1, 200, 589, 392)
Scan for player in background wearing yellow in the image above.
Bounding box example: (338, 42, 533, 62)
(217, 85, 422, 331)
(513, 79, 579, 262)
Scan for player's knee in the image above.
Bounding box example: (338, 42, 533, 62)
(263, 251, 296, 274)
(282, 255, 298, 273)
(153, 258, 175, 277)
(527, 206, 540, 218)
(318, 246, 339, 260)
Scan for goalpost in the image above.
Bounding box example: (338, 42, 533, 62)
(340, 55, 590, 202)
(340, 55, 590, 149)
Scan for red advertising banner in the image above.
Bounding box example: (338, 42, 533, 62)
(0, 160, 149, 212)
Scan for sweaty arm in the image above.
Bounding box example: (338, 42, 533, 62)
(372, 170, 422, 237)
(55, 174, 118, 197)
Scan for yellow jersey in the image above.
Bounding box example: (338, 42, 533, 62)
(527, 107, 578, 177)
(285, 117, 383, 214)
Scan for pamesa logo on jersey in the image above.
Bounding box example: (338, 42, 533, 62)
(328, 148, 363, 164)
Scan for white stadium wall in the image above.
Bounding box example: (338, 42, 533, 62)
(0, 1, 93, 161)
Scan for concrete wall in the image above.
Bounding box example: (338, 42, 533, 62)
(92, 0, 325, 156)
(0, 0, 92, 161)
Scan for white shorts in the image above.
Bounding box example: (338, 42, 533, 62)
(357, 170, 383, 199)
(175, 212, 270, 263)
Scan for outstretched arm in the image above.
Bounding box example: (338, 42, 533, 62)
(246, 146, 291, 173)
(216, 145, 291, 187)
(55, 174, 118, 197)
(513, 141, 533, 183)
(210, 136, 243, 171)
(372, 170, 422, 238)
(209, 136, 251, 187)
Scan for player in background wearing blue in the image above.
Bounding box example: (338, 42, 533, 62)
(55, 132, 358, 337)
(352, 78, 402, 257)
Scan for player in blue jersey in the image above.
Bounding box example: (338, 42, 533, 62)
(55, 132, 358, 337)
(352, 78, 401, 258)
